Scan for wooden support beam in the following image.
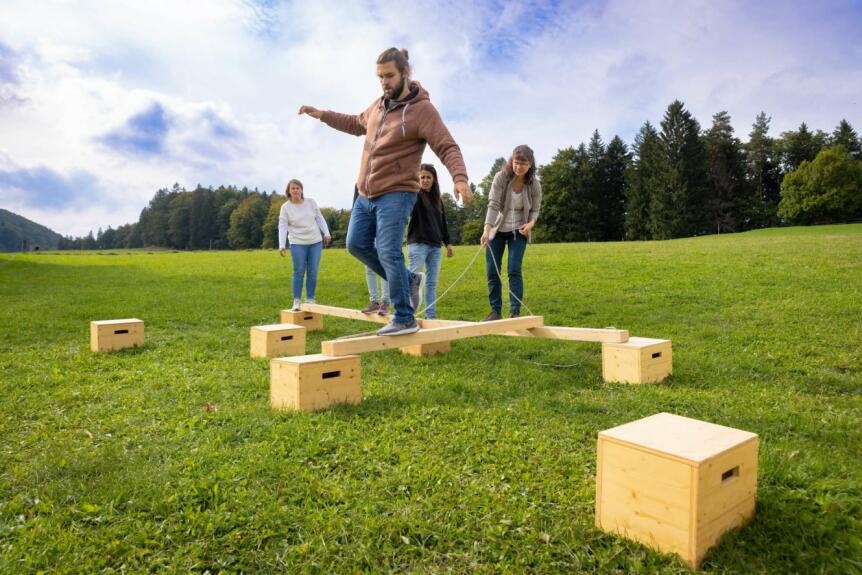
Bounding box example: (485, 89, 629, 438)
(321, 315, 544, 356)
(501, 326, 629, 343)
(400, 341, 452, 357)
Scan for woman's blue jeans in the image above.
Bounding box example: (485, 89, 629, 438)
(485, 230, 527, 314)
(289, 241, 323, 300)
(408, 243, 442, 318)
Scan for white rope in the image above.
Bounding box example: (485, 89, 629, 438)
(335, 233, 538, 339)
(334, 244, 485, 340)
(415, 242, 484, 317)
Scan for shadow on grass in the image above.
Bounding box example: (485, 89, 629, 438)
(699, 487, 861, 573)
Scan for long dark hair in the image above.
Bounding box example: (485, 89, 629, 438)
(419, 163, 443, 212)
(502, 144, 537, 185)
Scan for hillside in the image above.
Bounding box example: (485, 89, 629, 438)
(0, 208, 62, 252)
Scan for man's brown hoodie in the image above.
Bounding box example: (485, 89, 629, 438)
(319, 82, 468, 198)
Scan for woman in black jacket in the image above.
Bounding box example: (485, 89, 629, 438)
(407, 164, 453, 319)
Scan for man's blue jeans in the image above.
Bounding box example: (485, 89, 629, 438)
(289, 241, 323, 300)
(485, 230, 527, 315)
(408, 243, 442, 318)
(348, 192, 418, 324)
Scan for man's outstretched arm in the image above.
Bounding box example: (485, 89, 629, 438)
(298, 105, 367, 137)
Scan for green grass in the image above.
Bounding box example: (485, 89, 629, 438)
(1, 224, 860, 574)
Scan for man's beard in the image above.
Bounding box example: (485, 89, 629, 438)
(385, 76, 406, 100)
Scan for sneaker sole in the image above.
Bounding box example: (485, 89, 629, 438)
(376, 325, 420, 336)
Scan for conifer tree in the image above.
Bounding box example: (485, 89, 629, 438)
(704, 111, 747, 233)
(653, 100, 707, 238)
(831, 119, 861, 160)
(625, 122, 661, 240)
(745, 112, 782, 227)
(602, 135, 629, 241)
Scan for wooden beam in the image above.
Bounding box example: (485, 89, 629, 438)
(301, 303, 627, 343)
(301, 303, 390, 324)
(321, 315, 544, 356)
(301, 303, 470, 328)
(501, 326, 629, 343)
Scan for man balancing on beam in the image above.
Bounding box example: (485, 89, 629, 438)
(299, 47, 473, 336)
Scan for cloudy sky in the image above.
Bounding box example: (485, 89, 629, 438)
(1, 0, 860, 237)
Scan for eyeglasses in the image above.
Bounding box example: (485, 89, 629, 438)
(512, 160, 531, 167)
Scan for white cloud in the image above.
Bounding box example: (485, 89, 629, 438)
(1, 0, 860, 236)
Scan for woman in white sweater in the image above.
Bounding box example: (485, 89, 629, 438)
(278, 179, 331, 310)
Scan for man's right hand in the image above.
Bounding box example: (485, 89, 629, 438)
(279, 248, 286, 257)
(454, 181, 473, 205)
(298, 105, 323, 119)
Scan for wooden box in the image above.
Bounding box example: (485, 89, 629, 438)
(602, 337, 672, 383)
(399, 341, 451, 357)
(270, 354, 361, 411)
(280, 309, 323, 332)
(90, 319, 144, 352)
(596, 412, 758, 569)
(250, 323, 306, 358)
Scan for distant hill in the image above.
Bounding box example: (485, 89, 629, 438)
(0, 209, 63, 252)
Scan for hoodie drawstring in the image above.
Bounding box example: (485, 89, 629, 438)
(401, 103, 409, 137)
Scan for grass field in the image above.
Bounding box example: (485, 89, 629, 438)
(1, 224, 860, 574)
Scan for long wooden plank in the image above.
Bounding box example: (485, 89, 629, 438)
(302, 303, 627, 343)
(301, 303, 470, 328)
(321, 316, 544, 356)
(501, 326, 629, 343)
(301, 303, 390, 324)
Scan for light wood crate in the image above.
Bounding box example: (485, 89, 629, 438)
(399, 341, 451, 357)
(270, 354, 361, 411)
(596, 412, 758, 569)
(90, 319, 144, 352)
(280, 309, 323, 332)
(250, 323, 305, 358)
(602, 337, 672, 383)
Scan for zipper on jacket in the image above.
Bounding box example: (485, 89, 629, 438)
(364, 99, 407, 196)
(365, 103, 391, 196)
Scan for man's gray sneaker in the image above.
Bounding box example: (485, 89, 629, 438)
(376, 319, 419, 336)
(409, 271, 425, 312)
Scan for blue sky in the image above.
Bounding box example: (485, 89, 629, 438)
(1, 0, 860, 236)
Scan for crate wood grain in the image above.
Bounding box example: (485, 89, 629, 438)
(90, 319, 144, 352)
(602, 337, 672, 383)
(280, 309, 324, 332)
(595, 412, 758, 569)
(270, 354, 361, 411)
(250, 323, 306, 358)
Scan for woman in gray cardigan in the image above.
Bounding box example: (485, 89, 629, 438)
(480, 145, 542, 321)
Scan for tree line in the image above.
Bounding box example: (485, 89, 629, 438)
(536, 101, 861, 242)
(58, 100, 861, 250)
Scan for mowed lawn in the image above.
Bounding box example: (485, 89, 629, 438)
(1, 224, 860, 574)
